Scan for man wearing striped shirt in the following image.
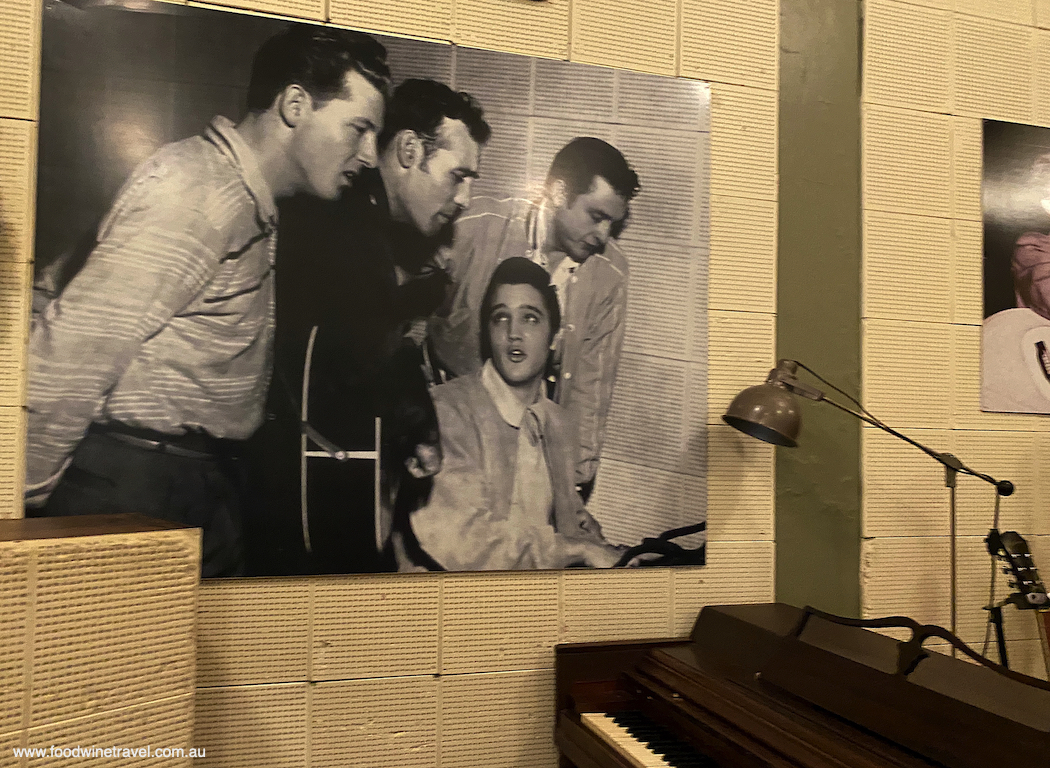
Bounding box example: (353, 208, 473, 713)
(25, 26, 389, 577)
(428, 138, 640, 501)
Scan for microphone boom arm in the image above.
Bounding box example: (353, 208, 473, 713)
(773, 362, 1014, 497)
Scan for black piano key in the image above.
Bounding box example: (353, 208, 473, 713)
(609, 710, 721, 767)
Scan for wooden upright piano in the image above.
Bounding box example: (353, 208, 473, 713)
(555, 603, 1050, 768)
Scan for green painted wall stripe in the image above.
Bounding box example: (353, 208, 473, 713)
(775, 0, 863, 616)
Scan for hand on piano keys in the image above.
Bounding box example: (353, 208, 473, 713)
(580, 710, 720, 768)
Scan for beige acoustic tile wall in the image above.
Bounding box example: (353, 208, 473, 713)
(0, 0, 779, 765)
(863, 0, 1049, 679)
(0, 525, 200, 766)
(0, 0, 36, 510)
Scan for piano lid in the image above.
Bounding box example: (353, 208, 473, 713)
(659, 603, 1050, 768)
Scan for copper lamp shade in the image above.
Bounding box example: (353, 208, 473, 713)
(722, 382, 801, 447)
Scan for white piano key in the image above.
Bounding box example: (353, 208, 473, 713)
(580, 712, 674, 768)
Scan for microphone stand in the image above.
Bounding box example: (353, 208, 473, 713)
(770, 361, 1015, 644)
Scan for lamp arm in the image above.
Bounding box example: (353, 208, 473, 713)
(816, 393, 1014, 496)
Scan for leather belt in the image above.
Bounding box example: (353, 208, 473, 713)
(88, 422, 240, 460)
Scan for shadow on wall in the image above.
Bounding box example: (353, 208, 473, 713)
(36, 2, 277, 278)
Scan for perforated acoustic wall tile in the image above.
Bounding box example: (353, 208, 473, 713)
(0, 406, 25, 517)
(1030, 535, 1050, 574)
(602, 353, 692, 474)
(951, 430, 1039, 536)
(329, 0, 451, 41)
(708, 196, 777, 313)
(532, 58, 612, 121)
(311, 677, 438, 768)
(612, 126, 706, 248)
(187, 0, 323, 22)
(194, 684, 307, 768)
(685, 362, 709, 473)
(952, 15, 1033, 123)
(616, 69, 710, 132)
(27, 532, 197, 728)
(561, 569, 673, 643)
(0, 546, 28, 736)
(1036, 31, 1050, 124)
(952, 220, 983, 325)
(707, 310, 775, 421)
(621, 243, 706, 360)
(862, 537, 951, 628)
(864, 105, 952, 218)
(680, 0, 776, 89)
(0, 118, 35, 264)
(0, 263, 27, 411)
(949, 324, 1050, 432)
(1037, 463, 1050, 534)
(453, 0, 568, 60)
(1002, 639, 1049, 680)
(0, 733, 20, 768)
(439, 670, 556, 768)
(864, 0, 951, 112)
(570, 0, 676, 76)
(470, 112, 529, 200)
(588, 459, 709, 547)
(195, 580, 308, 687)
(705, 425, 774, 539)
(863, 318, 953, 428)
(26, 695, 194, 767)
(861, 427, 955, 538)
(955, 0, 1034, 25)
(889, 0, 949, 9)
(0, 0, 39, 121)
(672, 542, 774, 635)
(312, 575, 439, 680)
(863, 211, 952, 323)
(441, 571, 558, 673)
(453, 46, 532, 115)
(709, 84, 777, 201)
(602, 358, 703, 463)
(690, 287, 712, 367)
(380, 36, 453, 84)
(952, 118, 982, 222)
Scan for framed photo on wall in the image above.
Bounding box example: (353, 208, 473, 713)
(982, 119, 1050, 415)
(29, 1, 710, 576)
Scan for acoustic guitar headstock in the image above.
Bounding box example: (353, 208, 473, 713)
(988, 530, 1049, 609)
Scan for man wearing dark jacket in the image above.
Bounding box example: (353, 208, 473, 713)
(245, 79, 490, 575)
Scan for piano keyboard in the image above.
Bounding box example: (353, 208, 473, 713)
(580, 711, 720, 768)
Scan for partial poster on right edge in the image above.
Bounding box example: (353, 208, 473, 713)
(982, 119, 1050, 414)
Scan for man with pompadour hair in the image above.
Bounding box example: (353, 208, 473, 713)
(245, 77, 491, 575)
(26, 22, 390, 578)
(427, 136, 640, 501)
(376, 79, 492, 240)
(246, 25, 390, 113)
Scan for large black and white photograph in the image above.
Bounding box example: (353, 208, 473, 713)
(982, 119, 1050, 414)
(28, 1, 711, 577)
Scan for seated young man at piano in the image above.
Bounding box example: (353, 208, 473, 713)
(403, 257, 623, 571)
